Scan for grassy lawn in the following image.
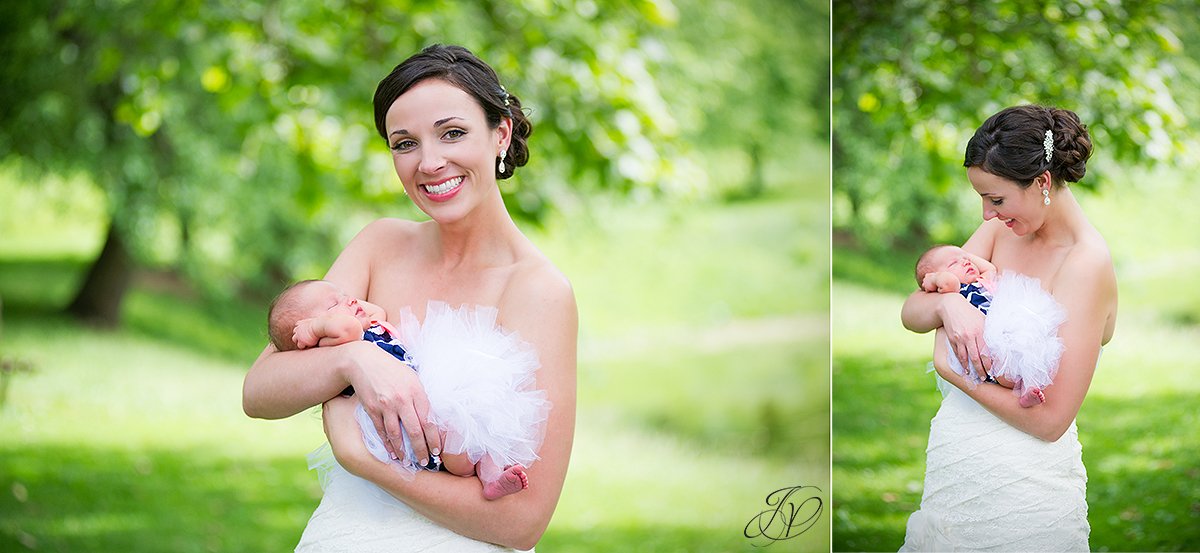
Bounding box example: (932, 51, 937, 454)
(831, 170, 1200, 552)
(0, 148, 829, 552)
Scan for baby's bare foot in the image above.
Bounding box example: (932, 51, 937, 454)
(482, 465, 529, 500)
(1019, 388, 1045, 408)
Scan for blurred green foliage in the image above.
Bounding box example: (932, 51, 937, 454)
(833, 0, 1200, 248)
(0, 0, 826, 321)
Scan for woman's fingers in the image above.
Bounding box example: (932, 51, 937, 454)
(381, 410, 407, 462)
(372, 410, 396, 455)
(413, 391, 442, 461)
(979, 343, 993, 374)
(965, 339, 985, 378)
(398, 399, 430, 466)
(953, 339, 970, 370)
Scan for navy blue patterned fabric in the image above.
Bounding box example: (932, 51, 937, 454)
(363, 324, 409, 362)
(959, 282, 992, 314)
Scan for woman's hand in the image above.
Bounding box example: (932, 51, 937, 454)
(344, 340, 443, 467)
(937, 294, 992, 376)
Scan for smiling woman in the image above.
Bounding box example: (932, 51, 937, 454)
(243, 44, 577, 552)
(898, 105, 1116, 551)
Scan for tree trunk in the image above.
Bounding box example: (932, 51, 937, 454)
(66, 223, 133, 327)
(746, 141, 765, 198)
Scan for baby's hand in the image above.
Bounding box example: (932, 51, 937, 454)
(921, 273, 941, 293)
(292, 318, 321, 350)
(932, 272, 961, 294)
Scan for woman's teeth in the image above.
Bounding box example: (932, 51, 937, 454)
(424, 177, 463, 195)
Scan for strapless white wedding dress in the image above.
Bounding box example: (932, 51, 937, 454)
(295, 455, 525, 552)
(900, 378, 1089, 552)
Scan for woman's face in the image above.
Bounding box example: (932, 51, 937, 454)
(383, 79, 510, 224)
(967, 166, 1046, 236)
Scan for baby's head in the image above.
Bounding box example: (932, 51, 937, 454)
(267, 279, 369, 351)
(915, 245, 979, 288)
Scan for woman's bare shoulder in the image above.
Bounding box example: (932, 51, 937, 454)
(355, 217, 425, 242)
(327, 218, 427, 292)
(1054, 232, 1116, 299)
(504, 254, 575, 309)
(1066, 225, 1114, 276)
(340, 218, 427, 259)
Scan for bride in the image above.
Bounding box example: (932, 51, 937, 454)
(243, 45, 577, 551)
(899, 105, 1117, 551)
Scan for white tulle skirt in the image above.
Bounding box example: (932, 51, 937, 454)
(296, 452, 527, 552)
(343, 302, 549, 484)
(900, 378, 1089, 552)
(947, 272, 1066, 395)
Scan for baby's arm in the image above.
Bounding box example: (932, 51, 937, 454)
(294, 314, 366, 349)
(359, 300, 388, 323)
(967, 251, 998, 282)
(922, 271, 962, 294)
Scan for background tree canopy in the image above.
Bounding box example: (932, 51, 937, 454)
(833, 0, 1200, 249)
(0, 0, 826, 325)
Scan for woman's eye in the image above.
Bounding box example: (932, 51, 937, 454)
(990, 199, 1003, 206)
(444, 129, 465, 140)
(391, 139, 416, 152)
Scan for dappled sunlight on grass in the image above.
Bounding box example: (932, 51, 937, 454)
(550, 416, 829, 552)
(0, 444, 320, 552)
(582, 334, 828, 463)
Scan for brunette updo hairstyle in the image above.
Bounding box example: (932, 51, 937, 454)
(963, 105, 1093, 188)
(373, 44, 532, 180)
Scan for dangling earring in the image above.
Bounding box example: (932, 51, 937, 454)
(1043, 189, 1051, 206)
(498, 150, 507, 173)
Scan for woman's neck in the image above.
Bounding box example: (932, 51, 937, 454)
(430, 187, 523, 270)
(1031, 186, 1089, 248)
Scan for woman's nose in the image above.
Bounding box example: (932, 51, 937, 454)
(418, 146, 446, 174)
(982, 206, 997, 220)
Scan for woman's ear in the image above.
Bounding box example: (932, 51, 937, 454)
(1036, 170, 1053, 191)
(496, 117, 512, 153)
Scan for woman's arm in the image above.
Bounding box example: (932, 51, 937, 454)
(902, 220, 1001, 369)
(329, 267, 578, 550)
(933, 249, 1115, 441)
(903, 291, 991, 373)
(244, 219, 441, 464)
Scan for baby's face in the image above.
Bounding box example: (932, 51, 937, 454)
(932, 247, 981, 284)
(298, 281, 373, 327)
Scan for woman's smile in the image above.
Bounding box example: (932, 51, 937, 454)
(422, 176, 465, 200)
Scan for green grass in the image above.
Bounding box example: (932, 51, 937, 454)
(0, 165, 829, 552)
(831, 168, 1200, 552)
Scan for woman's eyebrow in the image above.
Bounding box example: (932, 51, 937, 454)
(388, 116, 463, 136)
